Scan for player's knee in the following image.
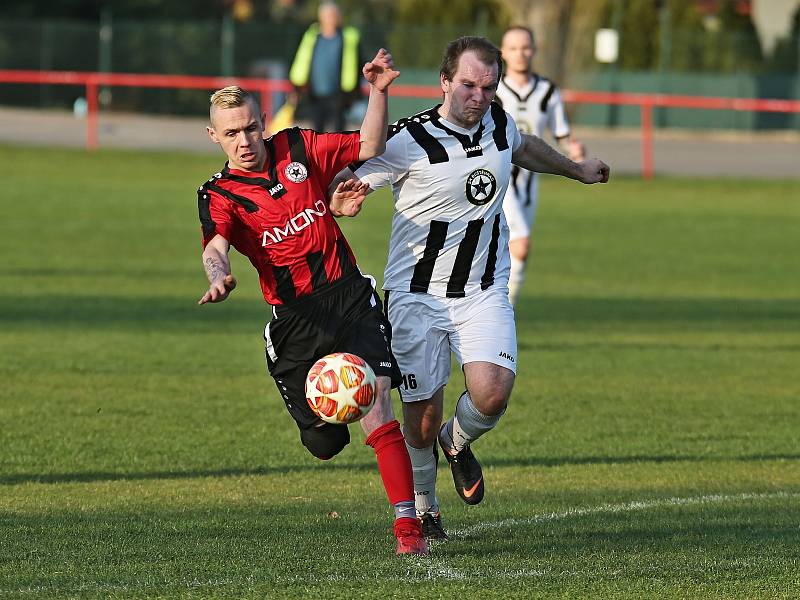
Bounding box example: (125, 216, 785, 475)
(471, 388, 512, 417)
(300, 423, 350, 460)
(404, 417, 440, 448)
(485, 395, 509, 416)
(419, 427, 440, 448)
(371, 377, 394, 410)
(375, 375, 393, 399)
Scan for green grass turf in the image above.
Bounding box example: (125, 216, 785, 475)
(1, 143, 799, 598)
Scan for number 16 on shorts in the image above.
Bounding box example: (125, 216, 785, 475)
(401, 373, 418, 390)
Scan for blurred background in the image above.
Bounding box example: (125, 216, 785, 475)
(1, 0, 798, 176)
(2, 6, 799, 593)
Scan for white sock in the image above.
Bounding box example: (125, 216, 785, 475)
(508, 255, 526, 306)
(404, 441, 439, 515)
(441, 392, 503, 453)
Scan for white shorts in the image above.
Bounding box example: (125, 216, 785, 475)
(386, 286, 517, 402)
(502, 171, 540, 242)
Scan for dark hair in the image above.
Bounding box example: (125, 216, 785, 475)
(503, 25, 536, 48)
(439, 36, 503, 83)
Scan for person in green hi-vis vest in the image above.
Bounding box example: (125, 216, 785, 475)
(289, 1, 363, 132)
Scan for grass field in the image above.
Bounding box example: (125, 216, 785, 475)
(1, 143, 799, 599)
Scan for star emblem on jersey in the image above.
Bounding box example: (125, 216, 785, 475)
(284, 161, 308, 183)
(465, 169, 497, 206)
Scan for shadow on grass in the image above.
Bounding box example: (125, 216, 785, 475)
(489, 452, 800, 469)
(2, 294, 799, 333)
(0, 462, 376, 486)
(3, 452, 797, 486)
(1, 294, 267, 332)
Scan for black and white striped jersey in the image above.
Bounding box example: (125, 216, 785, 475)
(496, 75, 570, 139)
(495, 75, 570, 208)
(352, 103, 523, 298)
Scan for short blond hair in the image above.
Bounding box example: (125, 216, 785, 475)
(209, 86, 260, 118)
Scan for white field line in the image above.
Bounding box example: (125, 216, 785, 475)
(451, 490, 800, 538)
(3, 491, 798, 593)
(365, 490, 800, 584)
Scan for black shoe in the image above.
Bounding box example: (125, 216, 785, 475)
(439, 430, 484, 505)
(419, 511, 449, 541)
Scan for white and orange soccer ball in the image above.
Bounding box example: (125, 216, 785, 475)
(305, 353, 377, 425)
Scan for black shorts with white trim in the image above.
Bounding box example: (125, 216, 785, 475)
(263, 271, 401, 431)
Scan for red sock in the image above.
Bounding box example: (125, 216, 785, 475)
(364, 419, 414, 506)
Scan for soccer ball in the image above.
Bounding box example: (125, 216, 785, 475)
(305, 353, 377, 425)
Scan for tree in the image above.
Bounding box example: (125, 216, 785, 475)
(667, 0, 706, 72)
(618, 0, 659, 70)
(3, 0, 229, 19)
(768, 5, 800, 72)
(389, 0, 511, 69)
(498, 0, 576, 82)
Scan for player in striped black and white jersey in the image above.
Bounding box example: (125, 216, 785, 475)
(330, 37, 609, 540)
(496, 26, 586, 305)
(352, 101, 517, 299)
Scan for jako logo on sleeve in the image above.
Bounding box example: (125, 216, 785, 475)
(261, 199, 327, 246)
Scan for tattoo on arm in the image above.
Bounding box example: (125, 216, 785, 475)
(204, 256, 225, 283)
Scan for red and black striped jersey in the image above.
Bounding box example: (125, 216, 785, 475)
(198, 127, 361, 305)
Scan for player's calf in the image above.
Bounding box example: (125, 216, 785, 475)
(438, 390, 506, 506)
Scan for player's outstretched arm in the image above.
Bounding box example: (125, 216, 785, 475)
(328, 168, 373, 217)
(358, 48, 400, 161)
(198, 234, 237, 304)
(513, 133, 609, 184)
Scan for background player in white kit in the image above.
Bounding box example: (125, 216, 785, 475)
(496, 26, 586, 305)
(330, 37, 609, 540)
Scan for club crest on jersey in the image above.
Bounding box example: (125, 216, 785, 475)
(465, 169, 497, 206)
(284, 162, 308, 183)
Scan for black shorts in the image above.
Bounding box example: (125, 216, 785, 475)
(264, 271, 402, 429)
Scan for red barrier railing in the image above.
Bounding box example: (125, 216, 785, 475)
(560, 90, 800, 179)
(2, 69, 799, 179)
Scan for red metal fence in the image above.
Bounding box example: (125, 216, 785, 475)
(2, 69, 800, 179)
